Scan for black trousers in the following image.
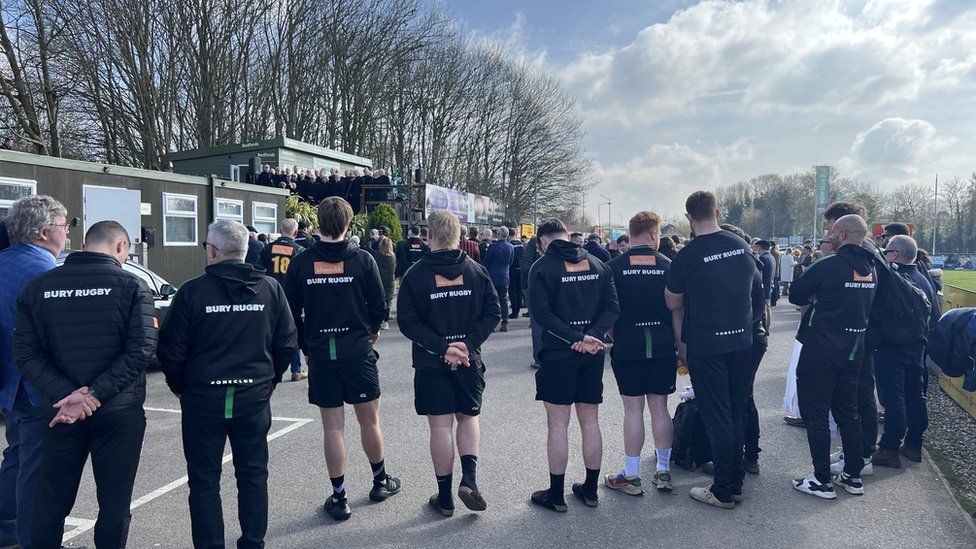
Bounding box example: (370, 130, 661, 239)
(687, 348, 752, 502)
(182, 402, 271, 549)
(796, 349, 864, 483)
(31, 406, 146, 549)
(744, 337, 768, 462)
(858, 351, 878, 458)
(508, 275, 523, 318)
(495, 285, 510, 323)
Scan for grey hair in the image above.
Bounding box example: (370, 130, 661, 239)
(887, 234, 918, 262)
(279, 218, 298, 234)
(497, 226, 509, 239)
(207, 219, 248, 259)
(6, 195, 67, 244)
(350, 235, 360, 245)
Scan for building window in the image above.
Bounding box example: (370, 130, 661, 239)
(252, 201, 277, 235)
(215, 198, 244, 224)
(0, 177, 37, 219)
(163, 193, 198, 246)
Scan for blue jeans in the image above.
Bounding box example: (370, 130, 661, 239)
(0, 385, 45, 548)
(290, 349, 303, 374)
(875, 344, 928, 451)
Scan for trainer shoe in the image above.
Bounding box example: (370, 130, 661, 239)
(428, 494, 454, 517)
(380, 321, 390, 330)
(744, 461, 760, 475)
(369, 474, 402, 502)
(530, 361, 541, 370)
(900, 445, 922, 463)
(833, 472, 864, 496)
(872, 448, 902, 469)
(571, 483, 598, 507)
(458, 484, 487, 511)
(605, 472, 644, 496)
(689, 486, 734, 509)
(792, 474, 836, 500)
(829, 449, 844, 463)
(651, 470, 673, 492)
(701, 461, 715, 476)
(530, 489, 568, 513)
(324, 494, 352, 521)
(291, 370, 308, 381)
(500, 322, 509, 333)
(830, 457, 873, 476)
(783, 416, 805, 428)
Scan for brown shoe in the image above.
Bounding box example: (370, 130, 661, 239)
(499, 323, 508, 333)
(872, 448, 902, 469)
(689, 487, 734, 509)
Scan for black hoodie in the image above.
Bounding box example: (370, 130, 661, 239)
(397, 249, 501, 369)
(790, 243, 877, 359)
(157, 261, 297, 418)
(285, 240, 387, 365)
(527, 239, 620, 359)
(607, 245, 674, 361)
(395, 236, 430, 277)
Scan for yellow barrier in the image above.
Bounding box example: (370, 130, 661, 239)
(938, 285, 976, 419)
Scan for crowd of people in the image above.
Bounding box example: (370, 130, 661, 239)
(251, 165, 392, 214)
(0, 187, 948, 548)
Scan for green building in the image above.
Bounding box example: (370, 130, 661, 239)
(168, 137, 373, 181)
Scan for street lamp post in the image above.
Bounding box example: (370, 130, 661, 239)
(600, 194, 611, 238)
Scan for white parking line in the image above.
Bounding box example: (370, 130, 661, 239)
(62, 409, 313, 542)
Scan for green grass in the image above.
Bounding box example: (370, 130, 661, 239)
(925, 445, 976, 519)
(943, 270, 976, 292)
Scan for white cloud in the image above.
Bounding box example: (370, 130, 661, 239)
(549, 0, 976, 219)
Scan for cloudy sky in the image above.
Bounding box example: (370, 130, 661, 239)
(445, 0, 976, 224)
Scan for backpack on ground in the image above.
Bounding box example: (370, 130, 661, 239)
(672, 398, 711, 469)
(869, 259, 932, 345)
(927, 307, 976, 379)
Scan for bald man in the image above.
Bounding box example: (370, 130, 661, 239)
(789, 214, 877, 500)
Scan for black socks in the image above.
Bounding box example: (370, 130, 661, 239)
(460, 455, 478, 492)
(583, 468, 600, 496)
(549, 473, 566, 505)
(371, 459, 386, 485)
(330, 475, 345, 500)
(436, 474, 455, 509)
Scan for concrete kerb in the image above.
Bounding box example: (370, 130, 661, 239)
(924, 447, 976, 534)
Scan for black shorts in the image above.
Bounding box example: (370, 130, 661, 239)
(414, 365, 486, 416)
(535, 353, 604, 405)
(610, 357, 677, 397)
(308, 352, 381, 408)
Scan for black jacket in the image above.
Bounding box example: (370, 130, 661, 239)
(607, 246, 674, 361)
(790, 244, 877, 359)
(285, 240, 388, 364)
(584, 241, 611, 262)
(0, 218, 8, 251)
(259, 236, 304, 286)
(397, 249, 500, 369)
(294, 231, 314, 249)
(245, 237, 265, 267)
(509, 239, 524, 286)
(256, 172, 274, 187)
(296, 176, 314, 202)
(373, 251, 396, 302)
(527, 239, 620, 359)
(14, 252, 157, 410)
(521, 236, 542, 290)
(157, 261, 297, 418)
(395, 236, 429, 277)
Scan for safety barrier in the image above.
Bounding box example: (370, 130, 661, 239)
(939, 285, 976, 419)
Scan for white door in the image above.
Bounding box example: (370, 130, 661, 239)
(83, 185, 141, 252)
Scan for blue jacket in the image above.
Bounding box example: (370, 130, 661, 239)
(759, 252, 776, 300)
(584, 241, 611, 262)
(0, 243, 56, 411)
(483, 239, 514, 287)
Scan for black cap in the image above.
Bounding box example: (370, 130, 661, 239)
(246, 225, 258, 233)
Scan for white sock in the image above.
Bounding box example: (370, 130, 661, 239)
(656, 448, 672, 471)
(624, 455, 640, 477)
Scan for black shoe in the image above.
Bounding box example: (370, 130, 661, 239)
(369, 474, 402, 502)
(530, 489, 567, 513)
(508, 313, 519, 319)
(745, 460, 760, 475)
(571, 483, 598, 507)
(701, 461, 715, 476)
(899, 445, 923, 463)
(784, 416, 806, 428)
(872, 448, 902, 469)
(530, 361, 541, 370)
(324, 495, 352, 521)
(428, 494, 454, 517)
(458, 484, 487, 511)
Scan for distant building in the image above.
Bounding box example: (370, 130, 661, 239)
(661, 223, 678, 236)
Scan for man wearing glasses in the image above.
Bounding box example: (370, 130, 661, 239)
(0, 195, 68, 549)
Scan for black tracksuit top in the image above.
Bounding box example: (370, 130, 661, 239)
(397, 249, 501, 369)
(259, 236, 304, 286)
(607, 245, 675, 361)
(790, 244, 877, 359)
(14, 252, 158, 410)
(395, 236, 430, 277)
(285, 240, 388, 365)
(157, 261, 297, 417)
(527, 239, 620, 357)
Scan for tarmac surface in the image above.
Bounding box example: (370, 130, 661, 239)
(5, 305, 976, 548)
